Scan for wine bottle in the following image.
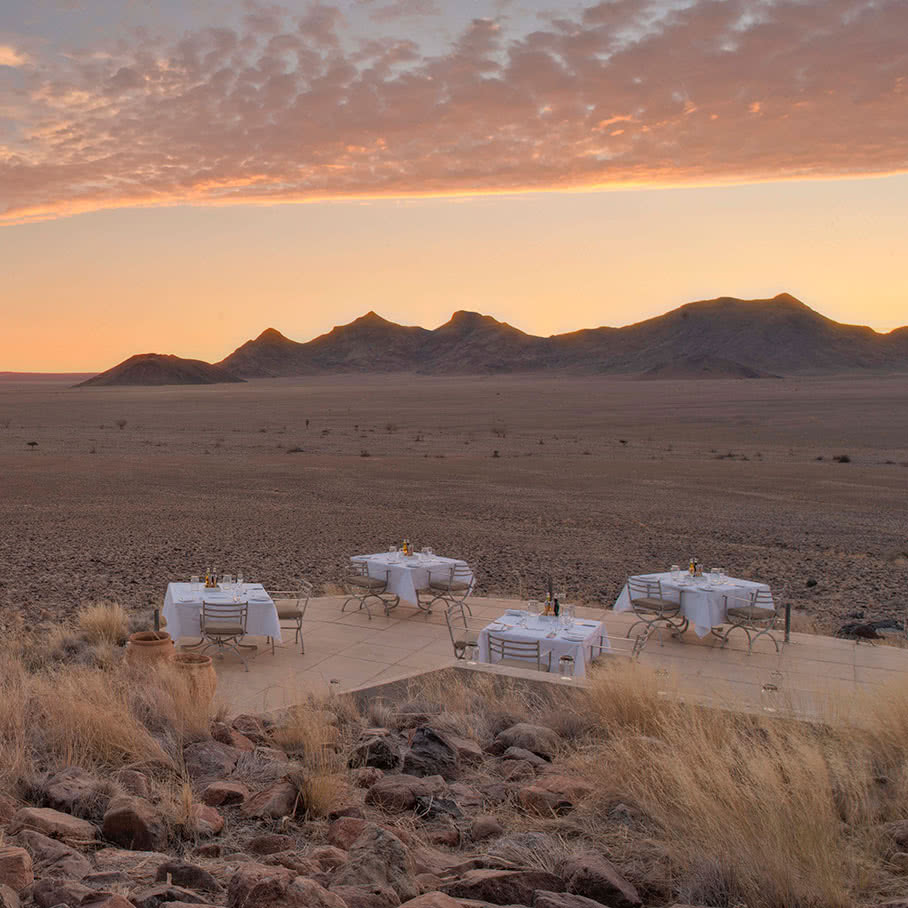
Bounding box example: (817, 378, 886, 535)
(553, 596, 560, 617)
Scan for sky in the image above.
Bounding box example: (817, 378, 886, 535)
(1, 0, 906, 371)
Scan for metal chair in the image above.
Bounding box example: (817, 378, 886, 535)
(267, 581, 312, 655)
(342, 561, 399, 619)
(487, 635, 552, 672)
(416, 562, 474, 616)
(443, 601, 482, 660)
(716, 586, 784, 654)
(201, 601, 249, 671)
(593, 627, 650, 661)
(625, 576, 688, 645)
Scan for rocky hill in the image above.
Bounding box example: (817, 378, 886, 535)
(77, 354, 245, 387)
(638, 353, 780, 380)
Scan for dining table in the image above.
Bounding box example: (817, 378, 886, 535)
(477, 610, 606, 678)
(613, 572, 773, 637)
(162, 582, 282, 643)
(351, 552, 472, 607)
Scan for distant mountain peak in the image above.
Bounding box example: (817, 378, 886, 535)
(773, 292, 803, 304)
(78, 353, 244, 387)
(256, 327, 290, 342)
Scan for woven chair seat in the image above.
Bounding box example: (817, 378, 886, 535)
(452, 631, 479, 646)
(727, 606, 776, 621)
(430, 580, 470, 592)
(203, 623, 244, 636)
(277, 606, 302, 620)
(631, 597, 680, 614)
(347, 575, 386, 589)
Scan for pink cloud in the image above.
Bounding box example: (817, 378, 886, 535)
(1, 0, 907, 225)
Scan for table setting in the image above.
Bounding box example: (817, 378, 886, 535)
(613, 566, 773, 637)
(477, 605, 605, 678)
(351, 549, 472, 605)
(162, 579, 282, 642)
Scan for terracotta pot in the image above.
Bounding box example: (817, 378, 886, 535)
(126, 630, 173, 666)
(172, 652, 217, 705)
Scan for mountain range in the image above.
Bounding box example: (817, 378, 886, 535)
(77, 354, 244, 387)
(80, 294, 908, 386)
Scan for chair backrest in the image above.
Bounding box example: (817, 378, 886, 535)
(488, 634, 541, 669)
(201, 602, 247, 634)
(269, 580, 313, 616)
(627, 576, 663, 601)
(445, 601, 469, 639)
(749, 587, 776, 610)
(350, 560, 369, 577)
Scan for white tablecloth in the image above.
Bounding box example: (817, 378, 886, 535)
(163, 582, 282, 642)
(351, 553, 472, 606)
(613, 572, 773, 637)
(477, 612, 605, 679)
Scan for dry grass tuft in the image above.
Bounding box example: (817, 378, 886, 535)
(77, 601, 130, 645)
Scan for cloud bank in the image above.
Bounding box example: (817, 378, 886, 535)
(1, 0, 907, 224)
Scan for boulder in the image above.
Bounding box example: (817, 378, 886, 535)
(331, 884, 401, 908)
(561, 854, 641, 908)
(442, 870, 564, 905)
(350, 730, 402, 772)
(0, 848, 32, 892)
(517, 776, 593, 816)
(203, 781, 250, 807)
(14, 829, 91, 879)
(130, 883, 213, 907)
(328, 817, 368, 850)
(183, 740, 242, 781)
(193, 843, 223, 859)
(102, 796, 166, 851)
(232, 714, 270, 745)
(399, 895, 462, 908)
(212, 721, 256, 752)
(82, 871, 134, 889)
(43, 768, 112, 820)
(487, 832, 555, 865)
(328, 806, 365, 821)
(497, 761, 535, 782)
(350, 767, 384, 789)
(414, 798, 463, 822)
(492, 725, 559, 761)
(228, 863, 347, 908)
(366, 775, 446, 812)
(241, 781, 298, 820)
(309, 846, 348, 871)
(155, 861, 223, 893)
(501, 747, 548, 768)
(534, 892, 609, 908)
(80, 895, 136, 908)
(188, 803, 224, 837)
(30, 877, 92, 908)
(333, 824, 418, 902)
(470, 817, 503, 842)
(447, 737, 484, 767)
(0, 883, 18, 908)
(93, 847, 172, 885)
(245, 834, 296, 856)
(113, 769, 151, 799)
(447, 783, 483, 810)
(402, 728, 460, 781)
(8, 807, 96, 843)
(0, 794, 21, 828)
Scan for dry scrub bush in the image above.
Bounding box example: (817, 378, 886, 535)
(77, 601, 130, 645)
(572, 662, 908, 908)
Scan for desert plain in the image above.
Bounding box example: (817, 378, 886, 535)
(1, 373, 906, 633)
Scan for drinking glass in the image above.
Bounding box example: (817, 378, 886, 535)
(718, 567, 727, 584)
(190, 575, 200, 594)
(670, 564, 680, 581)
(425, 547, 433, 557)
(237, 572, 244, 590)
(558, 655, 575, 679)
(389, 545, 398, 553)
(527, 599, 540, 617)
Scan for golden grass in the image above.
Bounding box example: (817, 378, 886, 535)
(77, 601, 130, 645)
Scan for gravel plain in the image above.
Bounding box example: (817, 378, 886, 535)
(1, 373, 906, 633)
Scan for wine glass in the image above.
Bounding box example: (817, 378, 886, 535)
(527, 599, 540, 618)
(190, 575, 200, 594)
(425, 547, 433, 557)
(670, 564, 680, 581)
(237, 571, 245, 591)
(718, 567, 727, 584)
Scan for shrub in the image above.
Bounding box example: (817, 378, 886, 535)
(833, 454, 851, 463)
(77, 602, 130, 646)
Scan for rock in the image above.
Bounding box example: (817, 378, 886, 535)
(350, 767, 384, 789)
(232, 714, 270, 745)
(0, 848, 32, 892)
(470, 817, 503, 841)
(333, 824, 418, 902)
(93, 848, 172, 885)
(806, 578, 817, 587)
(228, 863, 347, 908)
(130, 883, 212, 907)
(203, 781, 250, 807)
(366, 775, 446, 812)
(8, 807, 97, 843)
(328, 806, 365, 821)
(475, 783, 511, 805)
(0, 793, 21, 827)
(246, 834, 296, 856)
(446, 784, 483, 810)
(43, 768, 112, 820)
(328, 817, 368, 850)
(447, 737, 484, 767)
(497, 761, 535, 782)
(350, 731, 402, 772)
(501, 747, 548, 768)
(256, 746, 291, 764)
(0, 883, 18, 908)
(414, 798, 463, 822)
(399, 895, 461, 908)
(183, 740, 242, 782)
(414, 874, 442, 895)
(193, 843, 223, 859)
(442, 870, 564, 905)
(14, 829, 91, 879)
(241, 781, 298, 820)
(188, 803, 224, 837)
(426, 825, 460, 847)
(113, 769, 151, 799)
(309, 846, 348, 872)
(261, 854, 322, 877)
(330, 885, 400, 908)
(212, 721, 256, 752)
(102, 796, 166, 851)
(517, 776, 593, 816)
(492, 725, 559, 761)
(80, 895, 136, 908)
(82, 871, 133, 889)
(156, 861, 223, 893)
(403, 728, 460, 781)
(534, 894, 612, 908)
(31, 878, 92, 908)
(561, 853, 641, 908)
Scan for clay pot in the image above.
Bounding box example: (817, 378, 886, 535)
(126, 630, 173, 666)
(173, 652, 217, 705)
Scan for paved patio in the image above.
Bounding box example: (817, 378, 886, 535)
(194, 596, 908, 717)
